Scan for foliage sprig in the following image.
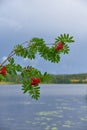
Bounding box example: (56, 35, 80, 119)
(0, 34, 74, 100)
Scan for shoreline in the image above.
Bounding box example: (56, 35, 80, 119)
(0, 82, 15, 85)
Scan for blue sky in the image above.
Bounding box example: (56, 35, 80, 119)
(0, 0, 87, 74)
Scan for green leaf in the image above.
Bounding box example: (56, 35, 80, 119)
(8, 58, 14, 64)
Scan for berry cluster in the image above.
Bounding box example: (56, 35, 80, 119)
(31, 77, 41, 86)
(55, 42, 64, 51)
(0, 66, 6, 76)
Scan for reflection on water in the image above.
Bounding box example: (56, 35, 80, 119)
(0, 84, 87, 130)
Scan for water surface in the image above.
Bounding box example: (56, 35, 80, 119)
(0, 84, 87, 130)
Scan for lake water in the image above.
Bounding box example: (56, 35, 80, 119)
(0, 84, 87, 130)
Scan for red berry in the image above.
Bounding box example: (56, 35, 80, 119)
(0, 66, 7, 76)
(55, 42, 64, 51)
(31, 77, 41, 86)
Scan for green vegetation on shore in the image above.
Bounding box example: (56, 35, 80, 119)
(50, 73, 87, 84)
(1, 73, 87, 84)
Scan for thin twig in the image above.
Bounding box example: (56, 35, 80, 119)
(0, 51, 15, 66)
(0, 40, 54, 66)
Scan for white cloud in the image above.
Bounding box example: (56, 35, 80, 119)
(0, 56, 7, 65)
(2, 56, 7, 61)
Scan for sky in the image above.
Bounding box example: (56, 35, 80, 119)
(0, 0, 87, 74)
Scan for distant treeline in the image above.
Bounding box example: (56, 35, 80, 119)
(3, 73, 87, 84)
(50, 73, 87, 84)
